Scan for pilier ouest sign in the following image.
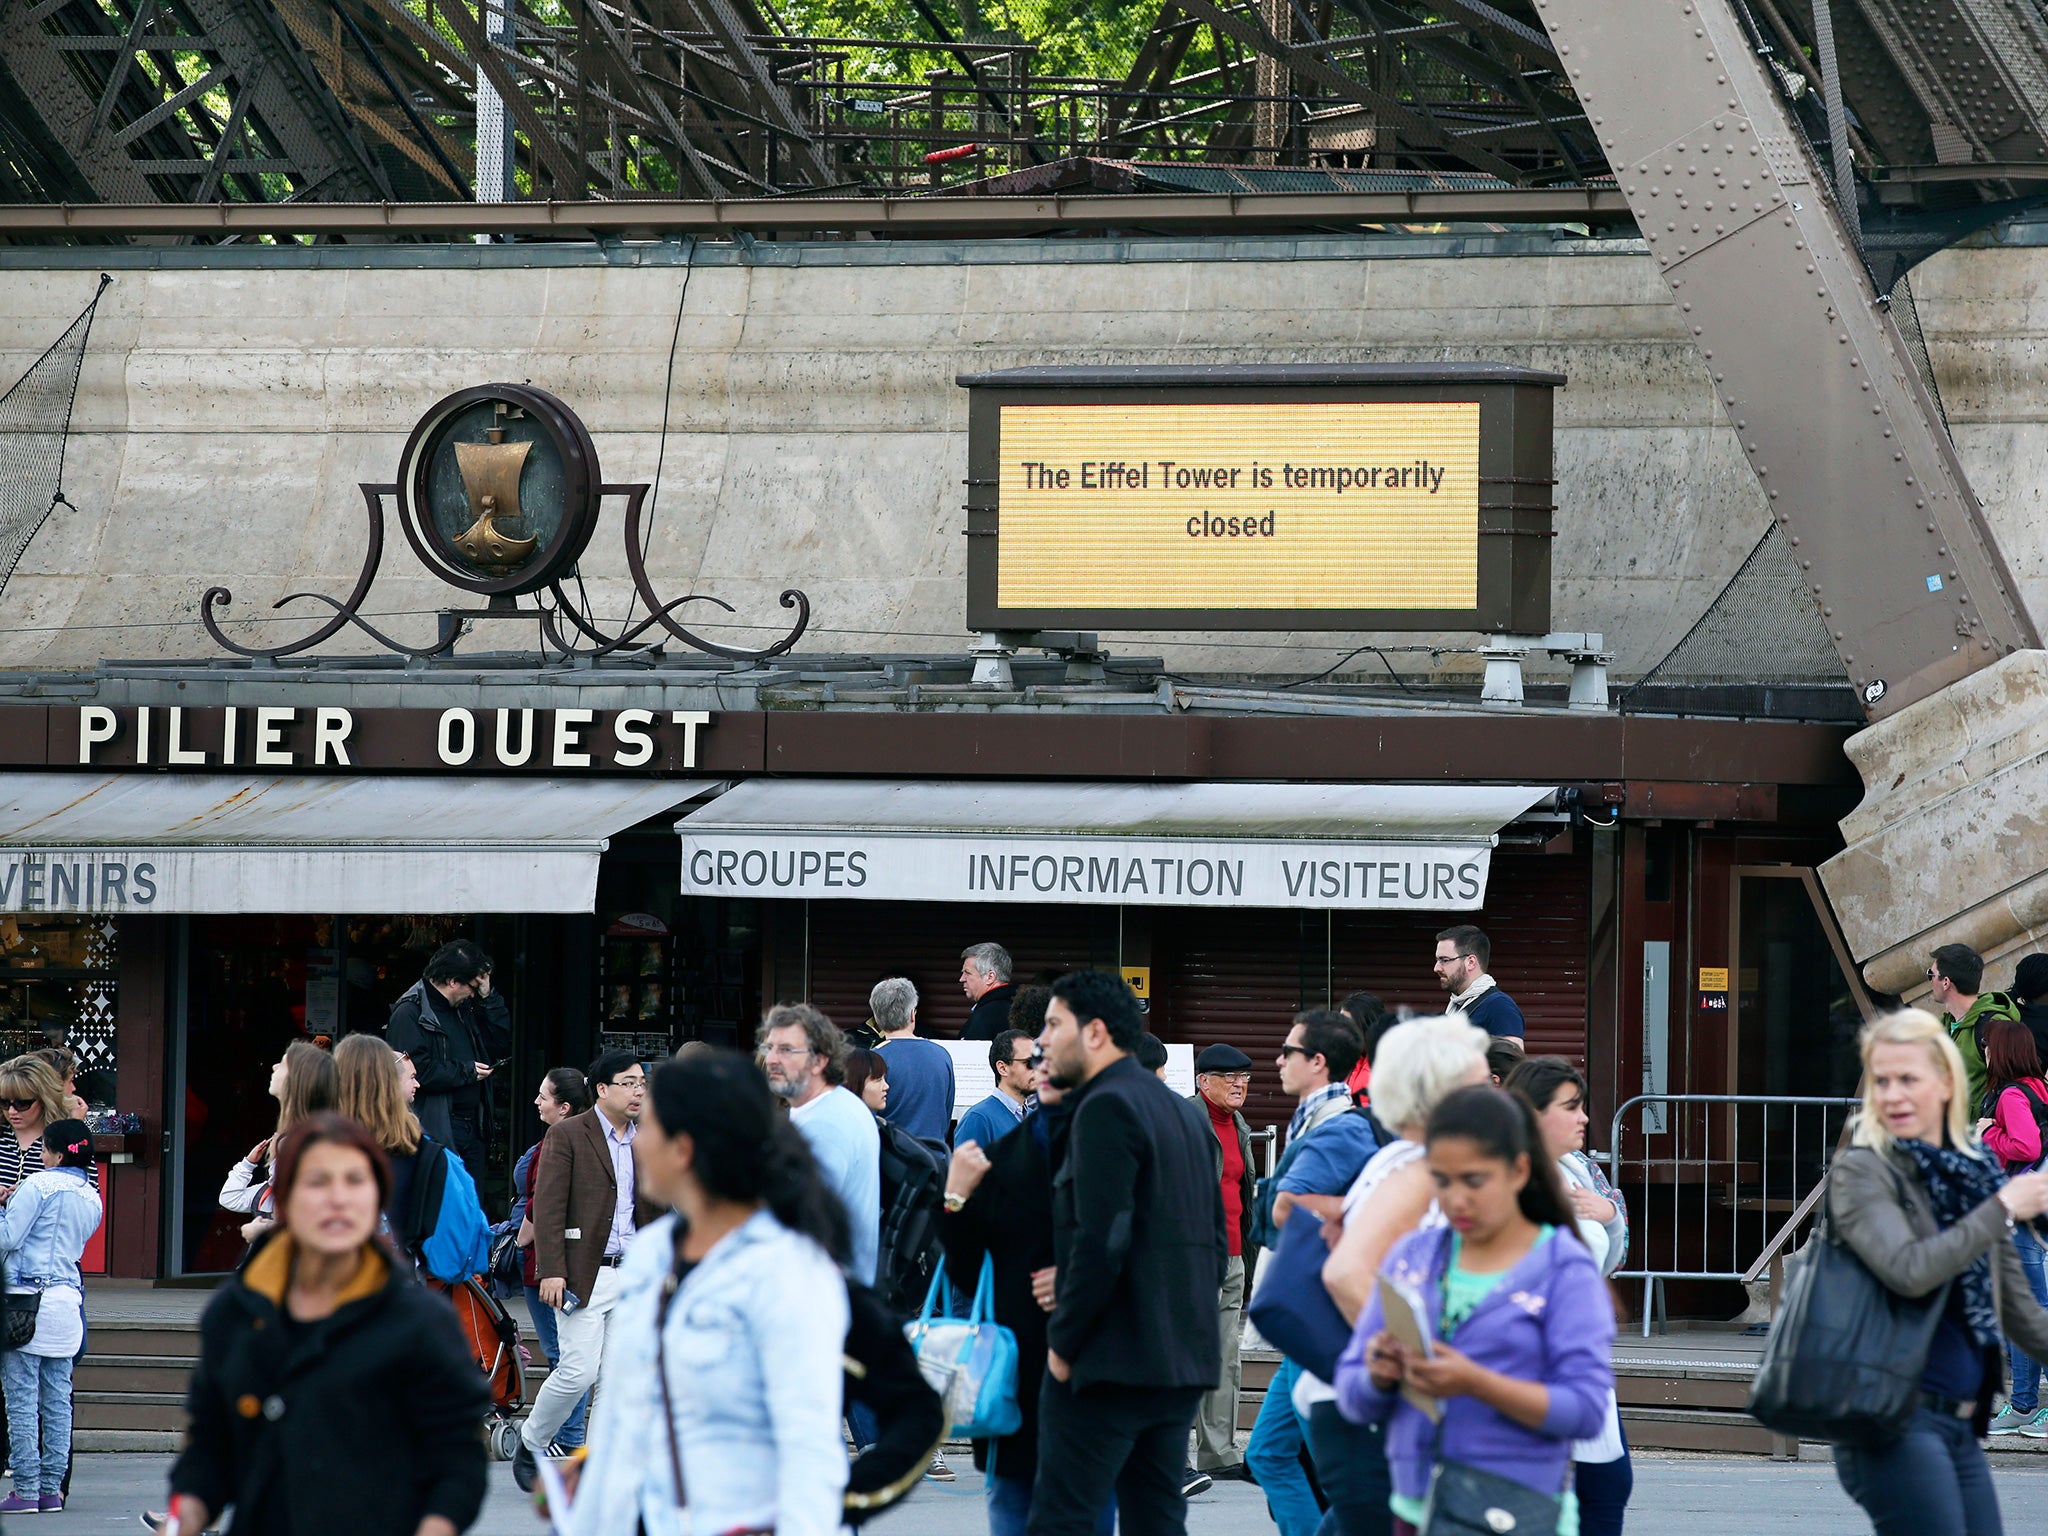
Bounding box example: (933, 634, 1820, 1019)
(679, 834, 1492, 911)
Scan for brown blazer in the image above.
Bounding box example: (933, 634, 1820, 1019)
(530, 1108, 663, 1306)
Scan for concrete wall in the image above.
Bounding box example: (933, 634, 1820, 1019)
(0, 231, 2028, 679)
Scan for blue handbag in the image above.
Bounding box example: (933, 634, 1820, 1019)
(1244, 1204, 1353, 1383)
(903, 1254, 1022, 1439)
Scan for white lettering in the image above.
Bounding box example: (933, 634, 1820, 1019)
(135, 706, 151, 765)
(672, 710, 710, 769)
(438, 709, 475, 766)
(253, 707, 293, 766)
(222, 706, 237, 766)
(78, 707, 116, 764)
(165, 707, 206, 765)
(496, 708, 534, 767)
(313, 707, 354, 767)
(551, 709, 594, 769)
(612, 709, 656, 768)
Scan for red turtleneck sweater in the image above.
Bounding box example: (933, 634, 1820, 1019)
(1204, 1092, 1245, 1256)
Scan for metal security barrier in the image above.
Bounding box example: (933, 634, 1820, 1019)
(1607, 1093, 1859, 1336)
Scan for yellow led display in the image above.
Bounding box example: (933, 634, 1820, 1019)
(995, 400, 1481, 610)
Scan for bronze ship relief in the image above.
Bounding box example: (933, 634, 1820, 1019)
(452, 405, 538, 569)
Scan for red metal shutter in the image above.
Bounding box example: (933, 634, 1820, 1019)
(1156, 908, 1324, 1133)
(803, 899, 1116, 1039)
(1330, 848, 1592, 1065)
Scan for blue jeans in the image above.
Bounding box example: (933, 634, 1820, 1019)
(989, 1470, 1115, 1536)
(1248, 1359, 1322, 1536)
(2009, 1226, 2048, 1413)
(523, 1285, 588, 1448)
(2, 1352, 72, 1500)
(1835, 1406, 2003, 1536)
(1305, 1401, 1392, 1536)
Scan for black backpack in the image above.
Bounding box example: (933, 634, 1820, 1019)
(872, 1115, 945, 1316)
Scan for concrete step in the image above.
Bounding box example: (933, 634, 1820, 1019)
(74, 1390, 188, 1433)
(1620, 1406, 1780, 1455)
(76, 1357, 195, 1394)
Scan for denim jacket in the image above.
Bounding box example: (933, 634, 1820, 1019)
(0, 1167, 102, 1290)
(570, 1209, 848, 1536)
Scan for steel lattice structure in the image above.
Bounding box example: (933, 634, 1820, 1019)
(3, 0, 2048, 236)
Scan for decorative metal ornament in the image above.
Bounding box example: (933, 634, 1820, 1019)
(200, 383, 809, 662)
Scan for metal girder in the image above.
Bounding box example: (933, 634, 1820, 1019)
(0, 0, 392, 207)
(1175, 0, 1526, 179)
(1536, 0, 2037, 719)
(0, 186, 1634, 234)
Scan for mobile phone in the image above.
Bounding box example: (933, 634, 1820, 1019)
(558, 1288, 582, 1316)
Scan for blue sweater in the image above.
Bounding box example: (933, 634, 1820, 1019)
(1461, 987, 1526, 1038)
(954, 1091, 1027, 1151)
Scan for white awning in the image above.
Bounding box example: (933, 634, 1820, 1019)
(0, 774, 704, 914)
(677, 780, 1555, 910)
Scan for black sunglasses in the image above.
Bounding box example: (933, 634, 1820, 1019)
(1, 1099, 35, 1113)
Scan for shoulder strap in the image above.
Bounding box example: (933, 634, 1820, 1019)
(657, 1225, 690, 1507)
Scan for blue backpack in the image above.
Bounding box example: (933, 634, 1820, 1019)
(404, 1136, 492, 1282)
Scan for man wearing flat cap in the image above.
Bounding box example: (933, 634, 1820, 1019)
(1186, 1042, 1257, 1491)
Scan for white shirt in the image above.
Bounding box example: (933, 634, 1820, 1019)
(1294, 1138, 1444, 1415)
(601, 1114, 638, 1257)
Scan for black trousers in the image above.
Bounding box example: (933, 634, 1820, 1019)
(1027, 1377, 1203, 1536)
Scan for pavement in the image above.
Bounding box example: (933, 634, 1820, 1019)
(41, 1450, 2048, 1535)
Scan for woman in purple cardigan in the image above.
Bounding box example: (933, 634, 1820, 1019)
(1333, 1086, 1616, 1536)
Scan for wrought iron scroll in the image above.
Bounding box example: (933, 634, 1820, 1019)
(198, 481, 810, 662)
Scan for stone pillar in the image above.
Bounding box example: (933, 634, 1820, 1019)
(1820, 648, 2048, 1000)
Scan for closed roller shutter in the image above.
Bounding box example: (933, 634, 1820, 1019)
(1157, 909, 1326, 1133)
(1159, 851, 1591, 1133)
(1331, 849, 1592, 1065)
(804, 900, 1117, 1039)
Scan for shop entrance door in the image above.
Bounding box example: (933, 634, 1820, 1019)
(1729, 869, 1873, 1102)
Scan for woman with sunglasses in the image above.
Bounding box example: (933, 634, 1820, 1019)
(0, 1059, 72, 1207)
(0, 1120, 102, 1514)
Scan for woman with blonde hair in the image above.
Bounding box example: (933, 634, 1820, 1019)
(0, 1058, 71, 1204)
(1288, 1015, 1492, 1536)
(332, 1034, 427, 1261)
(1829, 1009, 2048, 1535)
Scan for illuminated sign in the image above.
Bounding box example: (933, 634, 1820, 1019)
(997, 401, 1480, 611)
(962, 363, 1563, 634)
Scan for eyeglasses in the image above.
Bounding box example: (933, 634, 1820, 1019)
(1008, 1056, 1036, 1069)
(761, 1045, 813, 1059)
(0, 1100, 35, 1113)
(1207, 1072, 1253, 1085)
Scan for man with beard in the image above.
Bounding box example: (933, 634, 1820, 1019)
(943, 1036, 1110, 1536)
(758, 1002, 880, 1287)
(1027, 972, 1225, 1536)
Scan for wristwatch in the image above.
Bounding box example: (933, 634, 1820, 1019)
(944, 1192, 967, 1213)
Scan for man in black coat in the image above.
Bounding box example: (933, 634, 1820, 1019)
(387, 939, 507, 1166)
(1027, 971, 1226, 1536)
(961, 941, 1021, 1041)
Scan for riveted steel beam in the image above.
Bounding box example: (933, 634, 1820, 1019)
(1533, 0, 2037, 718)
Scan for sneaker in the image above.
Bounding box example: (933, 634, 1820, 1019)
(924, 1451, 954, 1482)
(0, 1492, 39, 1514)
(1990, 1404, 2037, 1434)
(512, 1438, 540, 1494)
(2021, 1407, 2048, 1438)
(37, 1494, 60, 1513)
(1181, 1470, 1214, 1499)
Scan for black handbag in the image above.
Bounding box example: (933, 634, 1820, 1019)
(1747, 1167, 1948, 1447)
(1422, 1456, 1562, 1536)
(2, 1289, 40, 1351)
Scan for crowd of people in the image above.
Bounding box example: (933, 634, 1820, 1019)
(113, 926, 2048, 1536)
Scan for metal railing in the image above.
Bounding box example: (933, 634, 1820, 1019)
(1607, 1093, 1859, 1337)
